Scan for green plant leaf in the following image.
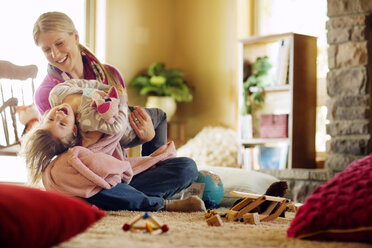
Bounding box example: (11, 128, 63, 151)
(162, 68, 184, 78)
(241, 102, 251, 115)
(166, 87, 192, 102)
(150, 76, 166, 86)
(148, 62, 165, 76)
(244, 75, 258, 88)
(139, 86, 165, 96)
(252, 56, 272, 74)
(129, 75, 150, 89)
(240, 56, 272, 114)
(251, 91, 265, 104)
(166, 77, 184, 87)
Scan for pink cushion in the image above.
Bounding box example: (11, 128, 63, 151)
(0, 184, 105, 248)
(287, 154, 372, 243)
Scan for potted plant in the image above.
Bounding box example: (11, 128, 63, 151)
(129, 62, 192, 121)
(241, 56, 272, 138)
(241, 56, 272, 115)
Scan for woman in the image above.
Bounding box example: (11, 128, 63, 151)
(33, 12, 160, 156)
(32, 11, 204, 212)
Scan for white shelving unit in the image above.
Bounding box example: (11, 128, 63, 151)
(238, 33, 317, 169)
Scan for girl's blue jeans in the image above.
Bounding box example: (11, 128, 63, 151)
(84, 107, 198, 211)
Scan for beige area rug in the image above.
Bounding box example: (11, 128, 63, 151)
(56, 210, 372, 248)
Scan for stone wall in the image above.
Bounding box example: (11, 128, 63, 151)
(259, 169, 334, 203)
(326, 0, 372, 173)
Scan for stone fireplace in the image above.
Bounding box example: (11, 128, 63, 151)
(326, 0, 372, 173)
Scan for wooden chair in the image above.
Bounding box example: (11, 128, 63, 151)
(0, 60, 38, 156)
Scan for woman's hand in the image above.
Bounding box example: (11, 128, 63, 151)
(129, 106, 155, 144)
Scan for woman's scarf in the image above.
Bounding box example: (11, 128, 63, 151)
(47, 51, 107, 84)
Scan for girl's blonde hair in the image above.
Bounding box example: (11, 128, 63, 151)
(33, 11, 123, 91)
(20, 126, 79, 184)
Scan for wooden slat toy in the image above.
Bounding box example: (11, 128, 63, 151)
(227, 191, 289, 224)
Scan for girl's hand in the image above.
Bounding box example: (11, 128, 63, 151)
(129, 106, 155, 144)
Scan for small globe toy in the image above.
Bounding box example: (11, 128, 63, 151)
(195, 170, 224, 206)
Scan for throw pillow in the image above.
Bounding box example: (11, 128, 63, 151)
(0, 184, 105, 248)
(197, 165, 279, 207)
(287, 154, 372, 243)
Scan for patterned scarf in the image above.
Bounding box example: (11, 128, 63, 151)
(47, 51, 107, 84)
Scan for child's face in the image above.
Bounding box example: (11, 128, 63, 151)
(40, 103, 77, 142)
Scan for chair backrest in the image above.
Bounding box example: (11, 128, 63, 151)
(0, 60, 38, 156)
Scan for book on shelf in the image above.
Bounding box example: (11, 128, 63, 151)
(242, 146, 260, 170)
(241, 115, 253, 139)
(258, 144, 288, 170)
(242, 147, 253, 170)
(267, 40, 283, 87)
(275, 38, 291, 86)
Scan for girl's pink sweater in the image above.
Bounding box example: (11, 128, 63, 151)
(42, 131, 176, 198)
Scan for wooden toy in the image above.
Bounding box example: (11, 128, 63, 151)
(287, 201, 302, 212)
(227, 191, 289, 224)
(242, 212, 261, 225)
(204, 210, 223, 226)
(122, 212, 169, 234)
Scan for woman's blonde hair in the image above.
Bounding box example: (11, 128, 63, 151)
(20, 125, 79, 184)
(33, 11, 123, 91)
(79, 44, 124, 93)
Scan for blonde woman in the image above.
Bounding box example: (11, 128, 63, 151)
(33, 11, 162, 155)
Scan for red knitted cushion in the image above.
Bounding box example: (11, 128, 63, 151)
(287, 154, 372, 243)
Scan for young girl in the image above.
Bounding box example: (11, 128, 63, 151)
(22, 78, 140, 182)
(47, 78, 137, 146)
(21, 78, 206, 212)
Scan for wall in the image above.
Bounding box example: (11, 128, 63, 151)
(326, 0, 372, 172)
(105, 0, 240, 139)
(105, 0, 175, 107)
(171, 0, 237, 137)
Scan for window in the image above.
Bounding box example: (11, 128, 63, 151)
(0, 0, 86, 86)
(254, 0, 329, 154)
(0, 0, 87, 182)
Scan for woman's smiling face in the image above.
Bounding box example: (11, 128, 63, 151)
(37, 30, 80, 75)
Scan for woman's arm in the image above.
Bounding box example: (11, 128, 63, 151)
(81, 131, 103, 147)
(105, 65, 157, 142)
